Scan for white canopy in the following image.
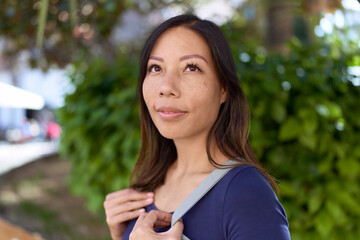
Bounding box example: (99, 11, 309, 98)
(0, 82, 45, 110)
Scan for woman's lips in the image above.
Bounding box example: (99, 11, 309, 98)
(156, 107, 187, 119)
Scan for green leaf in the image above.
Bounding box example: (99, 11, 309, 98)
(334, 191, 360, 215)
(336, 158, 360, 179)
(270, 101, 287, 123)
(318, 153, 334, 174)
(279, 117, 302, 141)
(299, 132, 317, 150)
(314, 210, 334, 237)
(308, 192, 323, 214)
(325, 200, 347, 225)
(278, 181, 296, 197)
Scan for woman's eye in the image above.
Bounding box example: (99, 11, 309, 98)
(185, 64, 201, 72)
(148, 65, 161, 73)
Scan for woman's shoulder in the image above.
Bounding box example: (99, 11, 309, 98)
(222, 164, 279, 206)
(229, 164, 272, 184)
(208, 164, 282, 215)
(220, 164, 290, 239)
(223, 164, 273, 190)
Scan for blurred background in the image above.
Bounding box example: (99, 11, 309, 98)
(0, 0, 359, 239)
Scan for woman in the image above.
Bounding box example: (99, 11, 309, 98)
(104, 14, 291, 240)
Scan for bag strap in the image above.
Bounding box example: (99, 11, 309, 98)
(171, 160, 237, 239)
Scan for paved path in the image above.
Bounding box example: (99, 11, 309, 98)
(0, 218, 43, 240)
(0, 141, 58, 175)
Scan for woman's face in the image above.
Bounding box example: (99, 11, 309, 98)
(143, 26, 227, 141)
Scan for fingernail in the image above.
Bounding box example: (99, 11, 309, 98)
(147, 192, 154, 197)
(146, 197, 153, 202)
(139, 208, 145, 213)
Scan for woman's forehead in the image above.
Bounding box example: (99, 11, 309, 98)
(149, 26, 212, 60)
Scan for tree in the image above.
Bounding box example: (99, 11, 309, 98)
(0, 0, 196, 88)
(234, 0, 343, 52)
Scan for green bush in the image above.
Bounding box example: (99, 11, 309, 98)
(230, 36, 360, 239)
(57, 55, 140, 212)
(58, 34, 360, 238)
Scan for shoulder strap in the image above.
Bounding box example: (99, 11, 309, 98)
(171, 160, 237, 239)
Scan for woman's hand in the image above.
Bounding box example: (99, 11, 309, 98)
(130, 210, 184, 240)
(104, 189, 154, 240)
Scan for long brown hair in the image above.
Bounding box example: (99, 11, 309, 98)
(130, 14, 278, 192)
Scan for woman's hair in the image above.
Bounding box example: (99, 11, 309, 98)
(130, 14, 278, 192)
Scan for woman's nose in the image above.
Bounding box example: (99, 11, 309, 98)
(159, 72, 180, 97)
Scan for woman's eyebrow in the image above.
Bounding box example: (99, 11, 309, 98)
(180, 54, 208, 64)
(149, 56, 164, 62)
(149, 54, 208, 64)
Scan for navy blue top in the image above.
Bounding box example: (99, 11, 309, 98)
(123, 165, 290, 239)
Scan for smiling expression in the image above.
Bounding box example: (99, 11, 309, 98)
(142, 26, 227, 141)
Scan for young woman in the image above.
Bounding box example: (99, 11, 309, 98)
(104, 14, 291, 240)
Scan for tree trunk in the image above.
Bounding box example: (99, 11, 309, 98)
(264, 0, 343, 52)
(266, 1, 295, 52)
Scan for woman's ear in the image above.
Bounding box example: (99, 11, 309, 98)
(220, 86, 227, 104)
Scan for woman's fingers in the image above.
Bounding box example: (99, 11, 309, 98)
(141, 210, 162, 228)
(132, 212, 147, 231)
(153, 220, 172, 229)
(104, 190, 182, 240)
(104, 188, 154, 221)
(167, 219, 184, 238)
(130, 211, 183, 240)
(105, 189, 154, 208)
(106, 208, 146, 227)
(106, 188, 153, 201)
(152, 211, 172, 228)
(142, 210, 172, 229)
(103, 188, 154, 240)
(105, 197, 154, 216)
(133, 210, 172, 230)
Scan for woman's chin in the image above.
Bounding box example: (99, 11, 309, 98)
(157, 128, 186, 140)
(158, 131, 180, 140)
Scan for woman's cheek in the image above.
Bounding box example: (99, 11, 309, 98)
(142, 80, 153, 105)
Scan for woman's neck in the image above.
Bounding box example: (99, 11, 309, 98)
(171, 135, 228, 176)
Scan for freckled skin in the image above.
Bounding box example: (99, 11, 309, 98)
(143, 27, 227, 141)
